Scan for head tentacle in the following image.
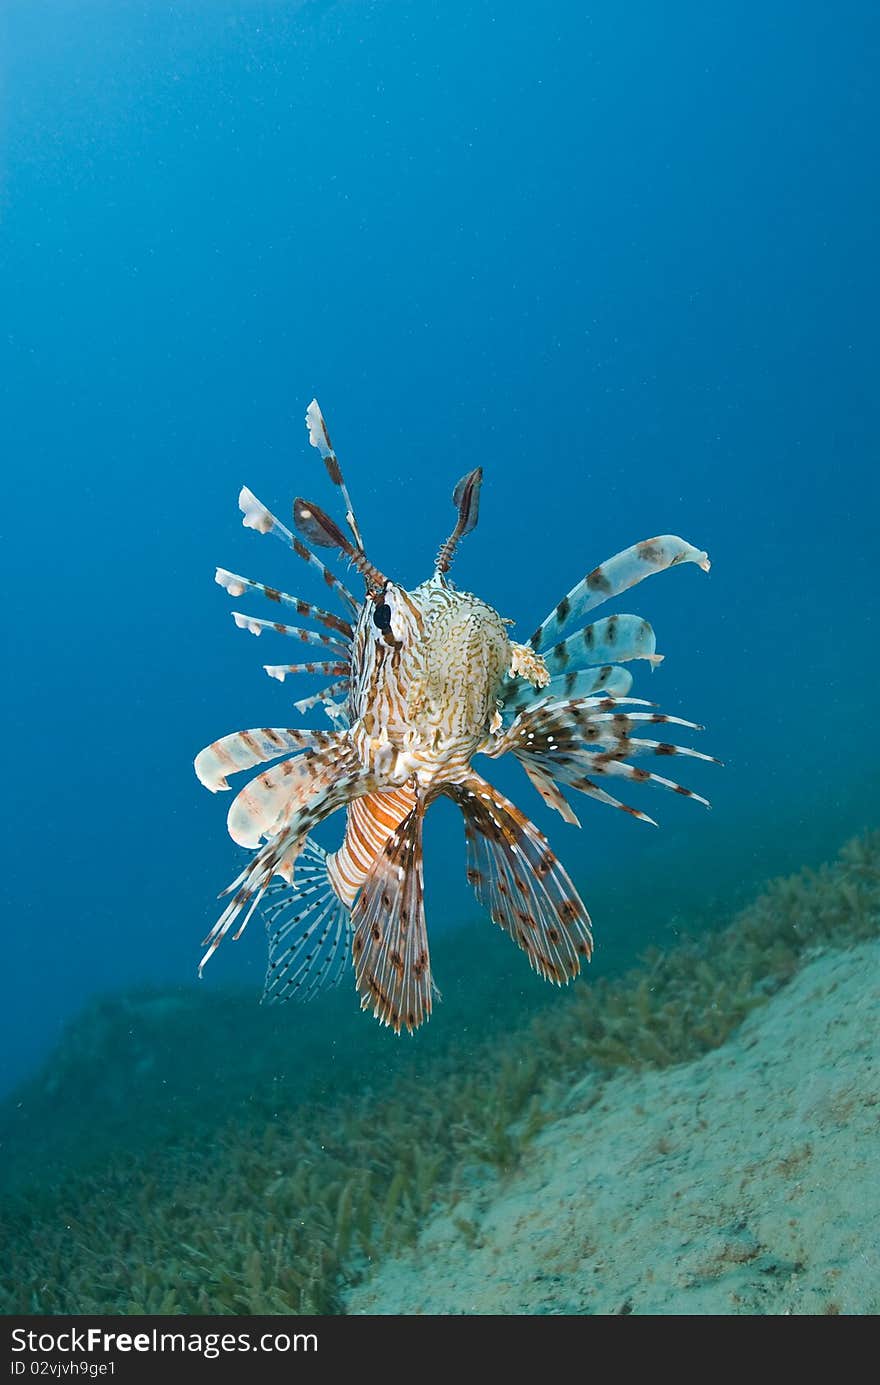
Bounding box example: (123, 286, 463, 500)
(434, 466, 483, 576)
(293, 497, 388, 593)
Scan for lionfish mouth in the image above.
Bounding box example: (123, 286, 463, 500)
(194, 398, 715, 1033)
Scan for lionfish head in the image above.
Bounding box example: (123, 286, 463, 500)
(293, 460, 508, 742)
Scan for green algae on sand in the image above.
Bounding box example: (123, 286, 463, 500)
(0, 831, 877, 1315)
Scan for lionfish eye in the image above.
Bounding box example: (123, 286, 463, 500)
(373, 602, 392, 631)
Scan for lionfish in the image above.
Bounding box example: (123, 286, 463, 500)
(194, 401, 714, 1032)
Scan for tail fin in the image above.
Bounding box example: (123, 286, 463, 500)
(261, 839, 351, 1003)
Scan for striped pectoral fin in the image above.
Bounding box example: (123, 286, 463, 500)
(509, 700, 714, 760)
(445, 774, 592, 985)
(225, 737, 364, 848)
(540, 615, 660, 680)
(194, 727, 334, 792)
(201, 828, 321, 976)
(350, 800, 433, 1034)
(530, 535, 710, 651)
(603, 734, 718, 764)
(200, 835, 289, 974)
(519, 759, 581, 826)
(489, 694, 657, 759)
(501, 696, 717, 823)
(201, 748, 375, 972)
(549, 773, 659, 826)
(498, 665, 634, 721)
(574, 755, 713, 807)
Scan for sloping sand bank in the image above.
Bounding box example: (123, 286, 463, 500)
(347, 942, 880, 1315)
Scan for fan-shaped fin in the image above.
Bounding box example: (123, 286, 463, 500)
(262, 839, 351, 1004)
(500, 664, 634, 719)
(200, 749, 376, 972)
(495, 696, 716, 825)
(226, 738, 365, 849)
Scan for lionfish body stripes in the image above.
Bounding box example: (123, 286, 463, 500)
(195, 400, 714, 1032)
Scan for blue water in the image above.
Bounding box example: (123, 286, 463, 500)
(2, 0, 878, 1100)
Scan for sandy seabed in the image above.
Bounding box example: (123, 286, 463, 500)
(347, 941, 880, 1315)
